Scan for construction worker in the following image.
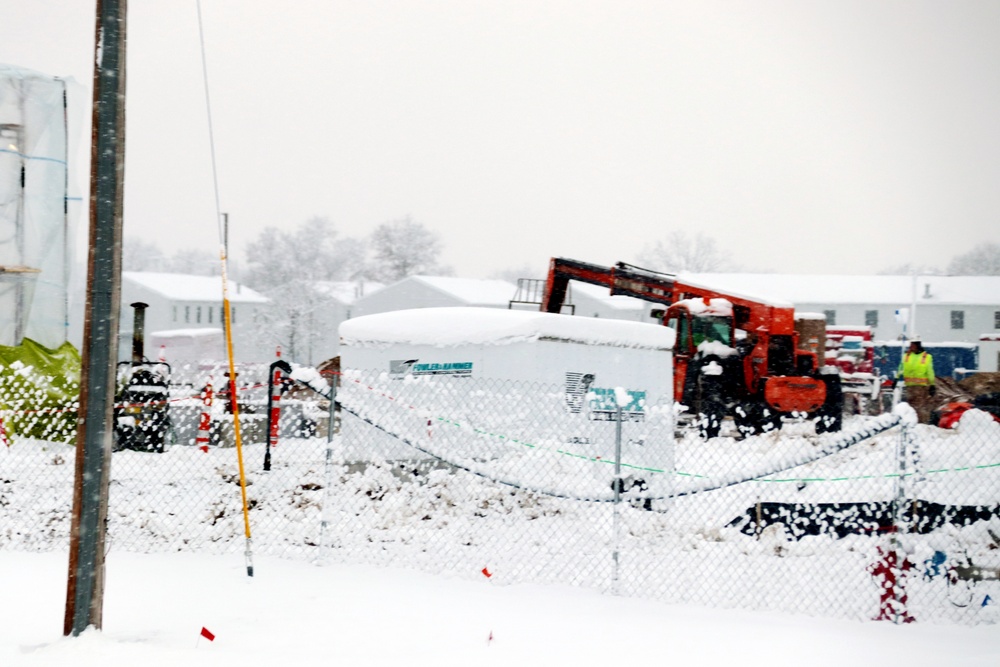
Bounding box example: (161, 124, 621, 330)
(896, 339, 936, 424)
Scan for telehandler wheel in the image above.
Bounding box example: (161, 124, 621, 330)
(697, 373, 726, 439)
(814, 374, 844, 434)
(734, 401, 782, 437)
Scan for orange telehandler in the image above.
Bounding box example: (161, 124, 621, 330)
(541, 258, 843, 438)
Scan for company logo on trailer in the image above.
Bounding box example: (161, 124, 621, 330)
(390, 359, 474, 377)
(565, 372, 646, 422)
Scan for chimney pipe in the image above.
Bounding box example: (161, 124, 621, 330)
(130, 302, 149, 364)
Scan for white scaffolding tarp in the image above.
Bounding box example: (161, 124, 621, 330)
(0, 64, 69, 348)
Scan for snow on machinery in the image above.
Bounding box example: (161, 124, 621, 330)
(825, 325, 883, 413)
(541, 258, 843, 438)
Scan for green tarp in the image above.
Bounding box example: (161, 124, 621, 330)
(0, 338, 80, 444)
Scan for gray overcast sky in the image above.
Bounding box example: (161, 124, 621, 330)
(2, 1, 999, 277)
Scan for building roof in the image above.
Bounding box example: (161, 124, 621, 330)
(682, 274, 1000, 306)
(406, 275, 517, 306)
(313, 280, 385, 304)
(123, 272, 268, 303)
(569, 281, 648, 311)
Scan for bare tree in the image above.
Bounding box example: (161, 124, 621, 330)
(368, 216, 450, 282)
(636, 231, 737, 273)
(166, 248, 219, 276)
(490, 263, 545, 284)
(122, 237, 167, 272)
(946, 242, 1000, 275)
(878, 263, 943, 276)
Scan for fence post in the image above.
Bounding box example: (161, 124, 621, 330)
(319, 377, 339, 563)
(611, 406, 623, 595)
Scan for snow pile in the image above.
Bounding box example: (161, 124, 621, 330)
(340, 307, 675, 350)
(674, 296, 734, 316)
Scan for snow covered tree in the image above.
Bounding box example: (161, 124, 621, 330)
(123, 236, 222, 275)
(490, 263, 544, 284)
(877, 263, 943, 276)
(166, 248, 219, 276)
(244, 217, 364, 363)
(946, 242, 1000, 275)
(636, 231, 737, 273)
(122, 237, 167, 272)
(368, 216, 450, 282)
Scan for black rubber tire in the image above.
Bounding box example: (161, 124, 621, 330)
(698, 374, 726, 439)
(815, 374, 844, 434)
(734, 401, 782, 437)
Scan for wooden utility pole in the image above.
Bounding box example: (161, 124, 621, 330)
(64, 0, 128, 636)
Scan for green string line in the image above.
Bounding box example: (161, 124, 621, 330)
(435, 417, 677, 476)
(432, 415, 1000, 484)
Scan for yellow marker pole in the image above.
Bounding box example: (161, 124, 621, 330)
(220, 245, 254, 577)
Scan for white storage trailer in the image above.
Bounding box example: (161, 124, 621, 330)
(338, 308, 676, 498)
(340, 307, 674, 406)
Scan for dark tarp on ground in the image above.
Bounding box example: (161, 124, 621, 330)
(728, 501, 1000, 540)
(0, 338, 80, 443)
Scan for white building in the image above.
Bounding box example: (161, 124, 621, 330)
(70, 271, 272, 363)
(683, 273, 1000, 345)
(352, 274, 660, 324)
(564, 282, 654, 322)
(307, 280, 383, 361)
(981, 334, 1000, 372)
(352, 276, 518, 318)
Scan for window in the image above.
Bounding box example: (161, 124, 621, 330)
(865, 310, 878, 327)
(185, 306, 190, 323)
(995, 311, 1000, 329)
(232, 307, 237, 324)
(172, 306, 177, 323)
(208, 306, 213, 324)
(951, 310, 965, 330)
(196, 306, 202, 324)
(823, 310, 836, 325)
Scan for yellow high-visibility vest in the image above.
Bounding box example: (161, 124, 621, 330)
(898, 351, 935, 387)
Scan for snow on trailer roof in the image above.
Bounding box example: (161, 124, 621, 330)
(340, 307, 675, 350)
(124, 272, 268, 303)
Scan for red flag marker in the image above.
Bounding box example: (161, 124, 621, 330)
(199, 445, 209, 453)
(481, 567, 492, 578)
(488, 630, 494, 644)
(200, 627, 215, 641)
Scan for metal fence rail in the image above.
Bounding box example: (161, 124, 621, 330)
(2, 363, 999, 624)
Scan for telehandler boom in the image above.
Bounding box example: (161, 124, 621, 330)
(541, 258, 843, 437)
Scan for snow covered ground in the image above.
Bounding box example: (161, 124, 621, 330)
(4, 550, 1000, 667)
(5, 399, 1000, 625)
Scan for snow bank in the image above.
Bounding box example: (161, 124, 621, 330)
(6, 551, 999, 667)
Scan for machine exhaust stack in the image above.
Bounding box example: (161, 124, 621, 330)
(130, 301, 149, 364)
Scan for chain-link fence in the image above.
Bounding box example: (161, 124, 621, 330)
(3, 362, 999, 625)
